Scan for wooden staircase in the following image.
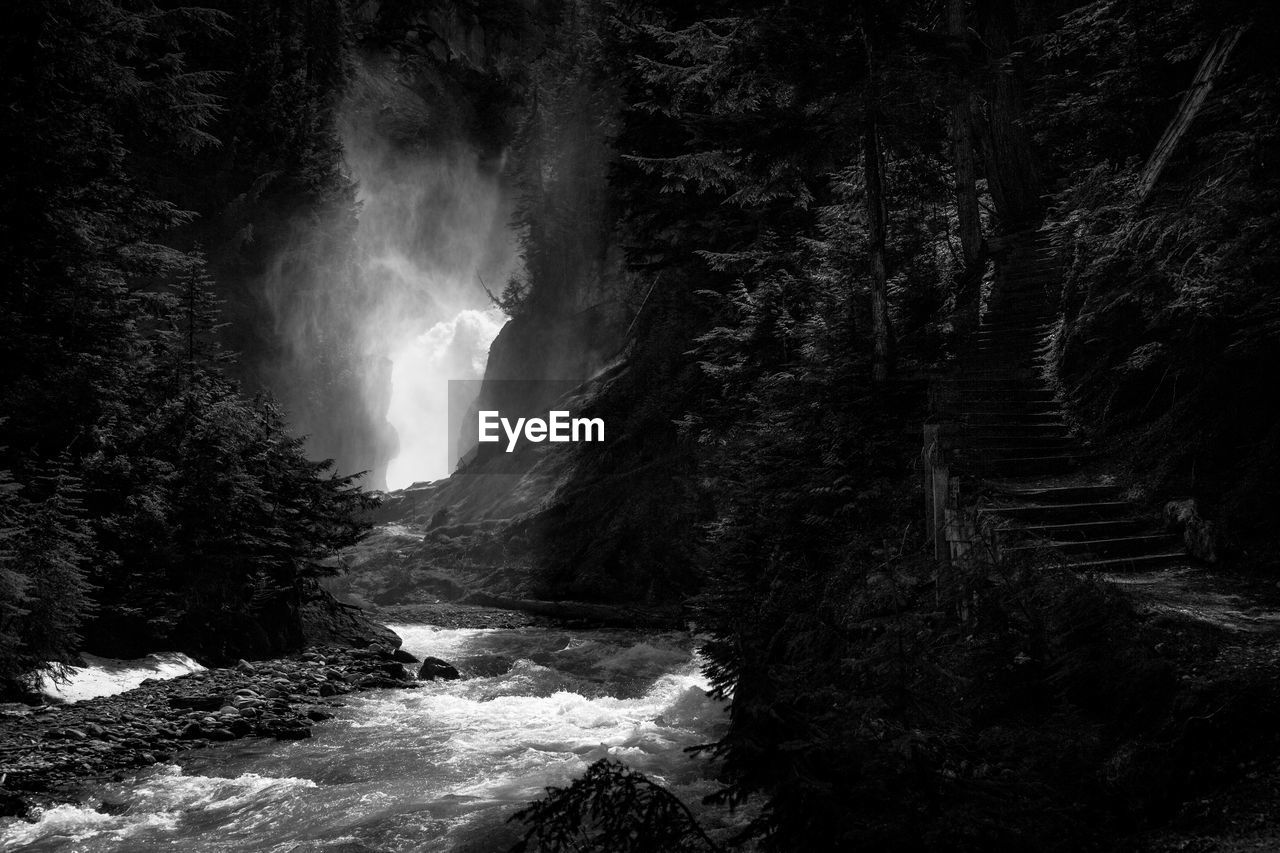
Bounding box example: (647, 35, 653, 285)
(928, 230, 1186, 571)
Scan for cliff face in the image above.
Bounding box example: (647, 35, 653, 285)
(456, 64, 631, 465)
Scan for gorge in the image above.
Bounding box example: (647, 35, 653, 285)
(4, 1, 1280, 851)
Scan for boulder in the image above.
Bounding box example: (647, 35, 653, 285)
(417, 657, 461, 681)
(299, 583, 402, 651)
(0, 791, 27, 819)
(1163, 498, 1221, 563)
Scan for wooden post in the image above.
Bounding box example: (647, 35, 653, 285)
(923, 424, 950, 564)
(934, 463, 951, 563)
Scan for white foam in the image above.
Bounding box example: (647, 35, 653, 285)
(40, 652, 205, 703)
(0, 766, 317, 848)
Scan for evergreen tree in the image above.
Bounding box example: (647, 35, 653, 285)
(0, 456, 93, 691)
(0, 0, 378, 677)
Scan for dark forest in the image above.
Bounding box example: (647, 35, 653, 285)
(3, 0, 1280, 850)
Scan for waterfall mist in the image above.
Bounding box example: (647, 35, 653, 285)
(263, 59, 517, 491)
(342, 120, 514, 491)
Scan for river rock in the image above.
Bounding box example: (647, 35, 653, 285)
(98, 795, 130, 815)
(459, 654, 514, 678)
(418, 657, 460, 681)
(378, 662, 411, 680)
(265, 722, 311, 740)
(0, 640, 431, 818)
(171, 694, 225, 712)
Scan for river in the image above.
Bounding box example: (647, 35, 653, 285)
(4, 624, 738, 852)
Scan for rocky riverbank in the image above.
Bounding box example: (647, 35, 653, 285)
(0, 642, 430, 820)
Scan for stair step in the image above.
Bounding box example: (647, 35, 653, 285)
(1065, 550, 1189, 572)
(987, 304, 1056, 318)
(954, 362, 1048, 374)
(987, 307, 1055, 320)
(1001, 267, 1060, 278)
(959, 412, 1067, 425)
(957, 423, 1071, 438)
(957, 407, 1064, 417)
(996, 285, 1057, 296)
(992, 484, 1121, 502)
(1005, 534, 1176, 558)
(962, 435, 1075, 448)
(974, 320, 1055, 332)
(939, 376, 1049, 387)
(980, 309, 1055, 317)
(962, 344, 1052, 355)
(974, 451, 1084, 463)
(1005, 519, 1141, 539)
(962, 348, 1051, 361)
(980, 500, 1133, 522)
(979, 445, 1083, 461)
(972, 334, 1053, 347)
(964, 455, 1086, 476)
(1000, 272, 1062, 284)
(956, 392, 1058, 405)
(974, 324, 1054, 337)
(967, 344, 1053, 356)
(949, 361, 1048, 373)
(984, 304, 1056, 314)
(980, 313, 1055, 324)
(940, 385, 1054, 397)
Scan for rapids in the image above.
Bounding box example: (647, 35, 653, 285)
(2, 625, 735, 852)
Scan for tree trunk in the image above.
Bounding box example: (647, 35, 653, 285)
(1136, 25, 1246, 201)
(975, 0, 1042, 228)
(948, 0, 983, 342)
(864, 73, 894, 384)
(949, 0, 982, 266)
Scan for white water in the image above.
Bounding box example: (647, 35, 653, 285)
(339, 89, 517, 490)
(3, 626, 735, 852)
(384, 308, 505, 489)
(39, 653, 205, 704)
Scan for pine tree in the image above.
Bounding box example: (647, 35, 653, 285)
(0, 456, 93, 692)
